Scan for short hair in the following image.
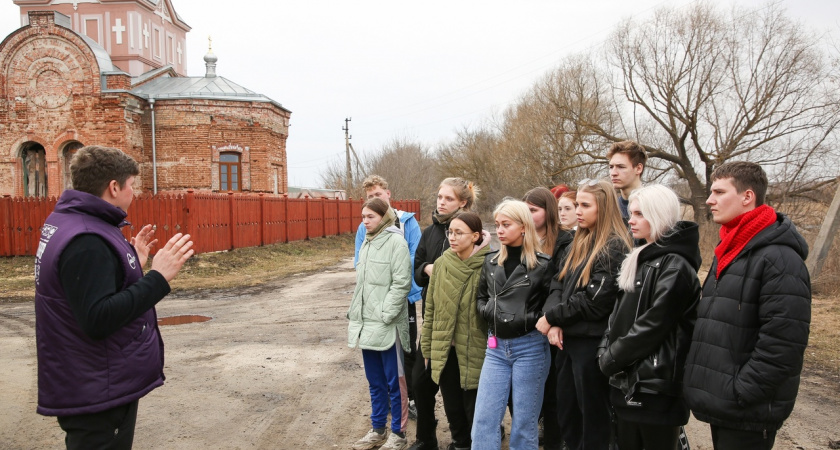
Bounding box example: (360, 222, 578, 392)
(560, 190, 577, 202)
(70, 146, 139, 196)
(362, 175, 388, 191)
(550, 184, 570, 199)
(607, 140, 647, 171)
(440, 177, 479, 211)
(452, 211, 484, 246)
(362, 197, 389, 217)
(627, 185, 681, 243)
(710, 161, 768, 206)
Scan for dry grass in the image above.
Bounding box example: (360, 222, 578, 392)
(0, 234, 355, 303)
(805, 294, 840, 384)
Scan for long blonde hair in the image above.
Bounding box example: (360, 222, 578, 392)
(558, 179, 632, 287)
(493, 200, 542, 270)
(617, 185, 681, 291)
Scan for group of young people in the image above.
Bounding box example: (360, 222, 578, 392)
(347, 140, 811, 450)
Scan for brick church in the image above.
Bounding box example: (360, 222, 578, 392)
(0, 0, 291, 197)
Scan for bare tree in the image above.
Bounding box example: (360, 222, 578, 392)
(599, 2, 840, 225)
(364, 137, 439, 215)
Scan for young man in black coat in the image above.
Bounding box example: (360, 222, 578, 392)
(683, 162, 811, 449)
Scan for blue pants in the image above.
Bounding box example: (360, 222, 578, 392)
(472, 330, 550, 450)
(362, 337, 408, 434)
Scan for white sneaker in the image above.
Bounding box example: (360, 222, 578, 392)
(352, 429, 387, 450)
(380, 432, 408, 450)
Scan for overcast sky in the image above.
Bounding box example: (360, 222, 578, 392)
(2, 0, 837, 188)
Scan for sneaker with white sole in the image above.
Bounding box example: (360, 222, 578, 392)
(380, 432, 408, 450)
(352, 429, 387, 450)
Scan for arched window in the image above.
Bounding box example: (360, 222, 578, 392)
(219, 152, 240, 192)
(62, 141, 84, 190)
(21, 143, 47, 198)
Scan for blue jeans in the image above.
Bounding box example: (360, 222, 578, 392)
(472, 330, 550, 450)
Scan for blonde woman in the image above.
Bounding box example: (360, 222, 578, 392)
(536, 179, 632, 450)
(599, 185, 701, 450)
(473, 200, 553, 450)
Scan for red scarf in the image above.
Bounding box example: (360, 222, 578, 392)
(714, 204, 776, 278)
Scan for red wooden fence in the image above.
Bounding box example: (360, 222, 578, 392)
(0, 191, 420, 257)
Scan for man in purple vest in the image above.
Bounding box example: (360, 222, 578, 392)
(34, 145, 194, 450)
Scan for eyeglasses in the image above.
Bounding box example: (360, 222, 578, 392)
(445, 229, 474, 239)
(578, 178, 602, 187)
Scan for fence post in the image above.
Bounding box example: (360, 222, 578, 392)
(321, 197, 327, 237)
(259, 193, 266, 247)
(183, 190, 196, 253)
(283, 193, 289, 243)
(228, 191, 235, 250)
(305, 195, 311, 240)
(0, 195, 11, 257)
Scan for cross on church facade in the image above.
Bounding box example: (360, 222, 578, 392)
(112, 18, 125, 45)
(142, 23, 150, 48)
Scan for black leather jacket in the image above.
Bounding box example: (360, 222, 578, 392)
(598, 222, 702, 414)
(476, 250, 552, 339)
(543, 237, 629, 338)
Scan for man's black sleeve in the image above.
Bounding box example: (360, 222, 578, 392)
(58, 234, 171, 340)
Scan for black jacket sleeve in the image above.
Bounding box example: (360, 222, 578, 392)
(59, 234, 171, 340)
(734, 247, 811, 406)
(600, 260, 699, 376)
(414, 230, 431, 288)
(476, 261, 491, 323)
(544, 240, 625, 327)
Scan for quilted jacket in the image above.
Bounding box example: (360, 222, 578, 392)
(347, 226, 411, 351)
(420, 235, 490, 389)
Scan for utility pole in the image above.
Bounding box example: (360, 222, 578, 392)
(343, 118, 352, 194)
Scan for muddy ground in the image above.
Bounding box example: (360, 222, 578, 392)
(1, 258, 838, 449)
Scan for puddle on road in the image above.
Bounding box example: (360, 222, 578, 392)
(158, 315, 212, 326)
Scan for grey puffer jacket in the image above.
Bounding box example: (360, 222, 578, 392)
(683, 213, 811, 432)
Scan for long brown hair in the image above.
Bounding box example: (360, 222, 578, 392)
(558, 179, 632, 287)
(522, 187, 559, 256)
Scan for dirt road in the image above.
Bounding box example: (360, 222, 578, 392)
(1, 258, 837, 449)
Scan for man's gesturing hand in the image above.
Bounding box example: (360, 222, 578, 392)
(150, 233, 194, 282)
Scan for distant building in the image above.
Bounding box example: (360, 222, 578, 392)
(1, 1, 291, 197)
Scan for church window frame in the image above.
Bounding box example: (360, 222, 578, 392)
(20, 143, 48, 198)
(61, 141, 84, 190)
(219, 152, 241, 192)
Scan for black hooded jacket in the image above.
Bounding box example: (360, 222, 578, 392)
(414, 212, 450, 316)
(683, 213, 811, 432)
(598, 221, 702, 425)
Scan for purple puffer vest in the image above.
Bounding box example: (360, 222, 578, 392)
(34, 190, 165, 416)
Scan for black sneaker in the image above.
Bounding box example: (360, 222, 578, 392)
(407, 439, 438, 450)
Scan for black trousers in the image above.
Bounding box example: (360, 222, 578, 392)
(438, 349, 477, 448)
(412, 344, 440, 443)
(615, 420, 679, 450)
(57, 399, 139, 450)
(711, 425, 777, 450)
(541, 344, 564, 450)
(555, 336, 612, 450)
(405, 301, 417, 401)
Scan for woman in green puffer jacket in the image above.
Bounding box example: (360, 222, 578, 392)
(420, 211, 491, 450)
(347, 198, 412, 450)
